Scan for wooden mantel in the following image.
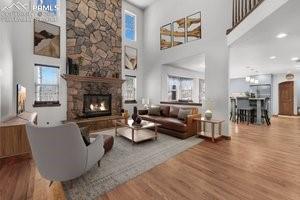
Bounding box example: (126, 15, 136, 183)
(61, 74, 125, 85)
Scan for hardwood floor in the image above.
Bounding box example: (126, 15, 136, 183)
(0, 117, 299, 200)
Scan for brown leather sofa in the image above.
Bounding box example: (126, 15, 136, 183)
(139, 105, 201, 139)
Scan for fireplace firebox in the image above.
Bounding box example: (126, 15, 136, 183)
(83, 94, 112, 117)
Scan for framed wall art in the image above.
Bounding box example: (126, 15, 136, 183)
(172, 18, 186, 46)
(124, 46, 138, 70)
(187, 12, 202, 42)
(160, 23, 172, 50)
(34, 20, 60, 58)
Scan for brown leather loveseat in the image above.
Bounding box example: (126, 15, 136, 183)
(139, 105, 201, 139)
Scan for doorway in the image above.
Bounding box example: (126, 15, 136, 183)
(279, 81, 294, 116)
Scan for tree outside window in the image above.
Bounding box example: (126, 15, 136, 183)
(125, 75, 137, 104)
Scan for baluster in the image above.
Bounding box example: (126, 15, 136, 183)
(232, 0, 235, 27)
(248, 0, 251, 13)
(244, 0, 248, 15)
(238, 0, 241, 22)
(242, 0, 244, 18)
(244, 0, 247, 17)
(235, 0, 238, 25)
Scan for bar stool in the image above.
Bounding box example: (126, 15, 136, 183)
(230, 98, 237, 121)
(236, 98, 254, 125)
(262, 98, 271, 126)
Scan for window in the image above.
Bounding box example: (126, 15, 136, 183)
(124, 11, 136, 41)
(125, 75, 137, 103)
(34, 64, 60, 107)
(168, 76, 193, 101)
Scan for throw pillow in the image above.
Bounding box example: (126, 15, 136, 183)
(177, 108, 192, 121)
(169, 106, 180, 118)
(160, 106, 170, 117)
(148, 106, 161, 116)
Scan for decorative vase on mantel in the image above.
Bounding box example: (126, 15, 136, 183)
(205, 109, 213, 120)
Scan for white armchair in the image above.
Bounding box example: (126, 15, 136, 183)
(25, 122, 105, 182)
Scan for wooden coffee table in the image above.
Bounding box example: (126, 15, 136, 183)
(115, 119, 160, 144)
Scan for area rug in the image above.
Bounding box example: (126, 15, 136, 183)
(63, 128, 203, 200)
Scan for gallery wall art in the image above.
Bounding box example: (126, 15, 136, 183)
(124, 46, 138, 70)
(172, 18, 186, 46)
(160, 11, 202, 50)
(160, 23, 172, 50)
(34, 20, 60, 58)
(187, 12, 202, 42)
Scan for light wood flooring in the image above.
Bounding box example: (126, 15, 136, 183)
(0, 117, 299, 200)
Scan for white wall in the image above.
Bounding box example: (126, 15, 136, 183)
(11, 2, 66, 126)
(161, 65, 204, 104)
(0, 22, 14, 121)
(272, 73, 299, 115)
(122, 1, 144, 114)
(143, 0, 231, 135)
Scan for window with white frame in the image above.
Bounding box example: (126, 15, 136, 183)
(34, 64, 60, 106)
(125, 75, 137, 103)
(124, 10, 136, 42)
(167, 76, 193, 101)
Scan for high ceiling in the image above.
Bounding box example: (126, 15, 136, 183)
(230, 0, 300, 78)
(125, 0, 158, 9)
(165, 54, 205, 73)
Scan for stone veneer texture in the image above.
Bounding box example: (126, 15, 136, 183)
(66, 0, 122, 119)
(66, 0, 122, 76)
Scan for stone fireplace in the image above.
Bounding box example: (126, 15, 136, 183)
(65, 0, 122, 120)
(83, 94, 112, 117)
(64, 75, 123, 120)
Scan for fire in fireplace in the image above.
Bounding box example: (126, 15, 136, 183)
(83, 94, 112, 117)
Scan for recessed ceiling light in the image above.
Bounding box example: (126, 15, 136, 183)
(291, 57, 299, 61)
(276, 33, 288, 38)
(269, 56, 276, 60)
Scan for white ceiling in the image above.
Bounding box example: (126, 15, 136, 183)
(230, 0, 300, 79)
(165, 54, 206, 73)
(125, 0, 158, 9)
